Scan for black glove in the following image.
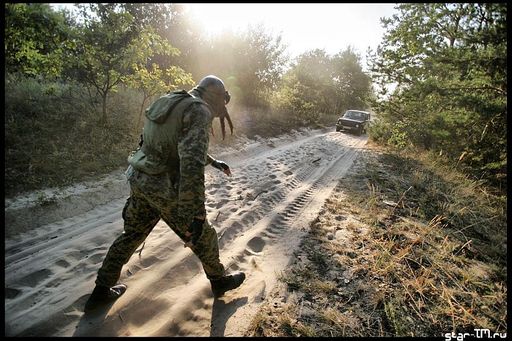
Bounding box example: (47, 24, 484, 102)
(211, 159, 232, 176)
(183, 218, 204, 248)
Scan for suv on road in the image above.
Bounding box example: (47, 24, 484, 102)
(335, 110, 371, 136)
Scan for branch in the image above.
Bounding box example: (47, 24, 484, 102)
(441, 85, 506, 95)
(253, 190, 268, 200)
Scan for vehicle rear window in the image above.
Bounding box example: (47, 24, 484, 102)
(344, 111, 365, 120)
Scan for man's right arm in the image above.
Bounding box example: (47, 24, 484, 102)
(176, 104, 211, 228)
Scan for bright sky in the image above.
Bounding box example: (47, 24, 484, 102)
(51, 3, 399, 70)
(183, 3, 399, 67)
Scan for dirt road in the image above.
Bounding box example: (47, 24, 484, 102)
(4, 128, 368, 336)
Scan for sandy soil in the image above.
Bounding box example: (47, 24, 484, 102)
(4, 128, 368, 336)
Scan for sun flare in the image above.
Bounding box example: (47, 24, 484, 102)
(183, 3, 397, 59)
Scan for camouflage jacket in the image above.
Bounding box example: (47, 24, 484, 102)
(128, 90, 215, 226)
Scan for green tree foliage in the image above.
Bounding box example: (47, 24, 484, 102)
(147, 4, 206, 74)
(275, 49, 332, 124)
(4, 3, 73, 77)
(274, 47, 371, 125)
(123, 63, 195, 131)
(121, 2, 173, 32)
(67, 3, 180, 124)
(331, 47, 372, 112)
(188, 25, 288, 108)
(234, 24, 288, 107)
(368, 3, 506, 187)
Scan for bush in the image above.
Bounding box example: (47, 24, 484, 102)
(4, 73, 139, 197)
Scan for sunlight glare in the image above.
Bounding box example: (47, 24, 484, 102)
(183, 3, 398, 59)
(184, 4, 273, 36)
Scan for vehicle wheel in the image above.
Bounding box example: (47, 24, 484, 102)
(356, 127, 362, 136)
(336, 127, 340, 132)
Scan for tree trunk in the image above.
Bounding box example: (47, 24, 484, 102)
(101, 92, 108, 125)
(136, 95, 149, 132)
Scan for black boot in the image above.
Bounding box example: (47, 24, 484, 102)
(84, 284, 127, 312)
(210, 272, 246, 298)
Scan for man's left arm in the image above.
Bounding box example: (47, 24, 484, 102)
(208, 154, 232, 176)
(206, 154, 215, 165)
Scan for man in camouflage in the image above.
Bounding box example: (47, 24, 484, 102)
(84, 75, 245, 312)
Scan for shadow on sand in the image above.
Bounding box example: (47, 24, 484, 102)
(72, 297, 117, 337)
(210, 296, 248, 337)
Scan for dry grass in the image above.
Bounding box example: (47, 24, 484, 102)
(246, 145, 507, 337)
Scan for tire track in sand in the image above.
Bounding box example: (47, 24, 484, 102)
(4, 130, 367, 337)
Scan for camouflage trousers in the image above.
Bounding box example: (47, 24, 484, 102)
(95, 168, 225, 288)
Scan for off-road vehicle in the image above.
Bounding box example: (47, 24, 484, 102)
(335, 110, 370, 136)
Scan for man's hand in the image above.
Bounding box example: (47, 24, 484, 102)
(211, 159, 232, 176)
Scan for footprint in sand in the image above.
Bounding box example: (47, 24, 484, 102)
(241, 214, 255, 225)
(65, 250, 84, 262)
(247, 236, 265, 253)
(17, 269, 53, 287)
(231, 221, 243, 230)
(86, 253, 105, 265)
(55, 259, 71, 268)
(5, 287, 21, 299)
(215, 199, 229, 209)
(209, 183, 221, 190)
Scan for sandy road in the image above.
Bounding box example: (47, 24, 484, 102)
(4, 129, 367, 336)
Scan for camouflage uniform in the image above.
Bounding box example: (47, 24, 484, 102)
(95, 91, 225, 288)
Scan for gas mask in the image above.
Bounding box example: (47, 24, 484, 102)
(194, 75, 233, 140)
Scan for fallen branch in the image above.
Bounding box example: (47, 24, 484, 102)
(253, 190, 268, 200)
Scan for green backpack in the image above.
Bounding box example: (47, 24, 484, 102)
(145, 90, 205, 124)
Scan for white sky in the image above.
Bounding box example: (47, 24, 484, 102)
(183, 3, 399, 66)
(51, 3, 399, 70)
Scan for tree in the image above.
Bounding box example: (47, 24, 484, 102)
(191, 24, 288, 108)
(293, 49, 334, 115)
(68, 4, 180, 124)
(4, 3, 73, 77)
(273, 48, 371, 125)
(368, 3, 507, 186)
(157, 4, 207, 77)
(233, 24, 288, 107)
(331, 47, 371, 112)
(123, 63, 195, 131)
